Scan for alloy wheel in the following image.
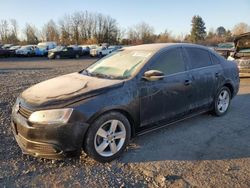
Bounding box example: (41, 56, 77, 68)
(217, 89, 230, 113)
(94, 119, 126, 157)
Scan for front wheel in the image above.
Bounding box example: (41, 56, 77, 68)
(75, 54, 80, 59)
(212, 86, 231, 116)
(84, 112, 131, 162)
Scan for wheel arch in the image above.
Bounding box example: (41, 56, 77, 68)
(86, 107, 136, 138)
(223, 82, 234, 98)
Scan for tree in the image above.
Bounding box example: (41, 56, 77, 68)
(42, 20, 59, 42)
(0, 20, 9, 43)
(216, 26, 226, 37)
(232, 22, 250, 35)
(156, 30, 175, 43)
(127, 22, 155, 44)
(23, 23, 39, 44)
(190, 15, 206, 43)
(58, 15, 71, 45)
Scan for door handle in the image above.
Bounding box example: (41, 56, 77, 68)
(184, 79, 192, 86)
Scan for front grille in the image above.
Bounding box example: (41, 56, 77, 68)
(18, 105, 33, 119)
(17, 134, 57, 154)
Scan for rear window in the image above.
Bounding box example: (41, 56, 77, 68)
(186, 47, 212, 69)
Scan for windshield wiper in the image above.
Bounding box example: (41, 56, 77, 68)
(81, 69, 127, 79)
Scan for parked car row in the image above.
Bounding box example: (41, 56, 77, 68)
(0, 42, 122, 59)
(0, 42, 56, 57)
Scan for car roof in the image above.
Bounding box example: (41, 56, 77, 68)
(123, 43, 210, 52)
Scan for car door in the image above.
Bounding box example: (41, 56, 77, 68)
(183, 47, 223, 110)
(139, 47, 195, 127)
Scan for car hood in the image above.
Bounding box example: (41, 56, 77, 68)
(21, 72, 124, 108)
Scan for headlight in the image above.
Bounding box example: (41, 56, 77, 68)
(28, 108, 73, 125)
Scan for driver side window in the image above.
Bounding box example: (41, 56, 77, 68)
(151, 48, 185, 75)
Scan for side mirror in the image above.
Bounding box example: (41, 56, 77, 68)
(143, 70, 165, 81)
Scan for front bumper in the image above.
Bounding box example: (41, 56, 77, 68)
(11, 109, 89, 159)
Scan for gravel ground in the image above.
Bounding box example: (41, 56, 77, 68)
(0, 57, 250, 188)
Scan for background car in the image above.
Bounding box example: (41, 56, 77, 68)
(1, 44, 14, 49)
(90, 46, 113, 57)
(35, 42, 57, 56)
(16, 45, 36, 57)
(6, 45, 21, 57)
(80, 45, 90, 55)
(214, 42, 235, 58)
(0, 47, 9, 57)
(228, 32, 250, 77)
(48, 46, 82, 59)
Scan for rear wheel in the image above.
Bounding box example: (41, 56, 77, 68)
(84, 112, 131, 162)
(75, 54, 80, 59)
(212, 86, 231, 116)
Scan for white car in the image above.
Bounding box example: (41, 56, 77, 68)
(90, 46, 113, 57)
(16, 45, 36, 56)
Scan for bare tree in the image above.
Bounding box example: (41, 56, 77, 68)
(156, 30, 175, 43)
(42, 20, 59, 42)
(127, 22, 155, 44)
(58, 15, 71, 45)
(232, 22, 250, 35)
(23, 23, 39, 44)
(0, 20, 9, 43)
(71, 12, 81, 44)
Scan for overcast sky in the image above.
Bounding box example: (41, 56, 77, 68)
(0, 0, 250, 36)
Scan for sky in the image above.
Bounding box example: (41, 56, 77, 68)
(0, 0, 250, 37)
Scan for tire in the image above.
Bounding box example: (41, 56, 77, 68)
(75, 54, 80, 59)
(98, 52, 103, 58)
(84, 112, 131, 162)
(212, 86, 231, 116)
(55, 54, 61, 59)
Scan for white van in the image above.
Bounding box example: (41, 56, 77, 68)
(36, 42, 57, 56)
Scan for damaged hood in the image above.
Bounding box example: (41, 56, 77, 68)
(21, 72, 124, 107)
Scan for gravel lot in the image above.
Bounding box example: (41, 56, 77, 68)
(0, 57, 250, 188)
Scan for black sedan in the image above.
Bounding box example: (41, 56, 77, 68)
(11, 43, 239, 162)
(48, 46, 82, 59)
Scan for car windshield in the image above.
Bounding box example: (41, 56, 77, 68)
(20, 46, 30, 50)
(53, 46, 64, 51)
(84, 49, 153, 79)
(9, 46, 19, 50)
(218, 43, 234, 48)
(37, 45, 47, 49)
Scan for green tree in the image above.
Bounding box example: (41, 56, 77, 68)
(216, 26, 226, 37)
(190, 15, 206, 43)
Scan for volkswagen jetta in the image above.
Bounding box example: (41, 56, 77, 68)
(11, 43, 240, 162)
